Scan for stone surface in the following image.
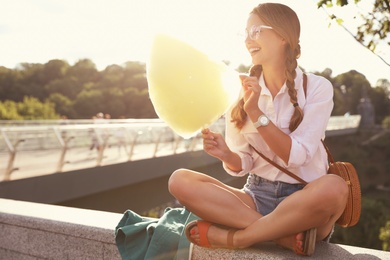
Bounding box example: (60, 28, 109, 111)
(190, 240, 390, 259)
(1, 198, 389, 260)
(0, 198, 122, 260)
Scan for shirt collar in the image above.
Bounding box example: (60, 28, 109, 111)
(259, 67, 303, 95)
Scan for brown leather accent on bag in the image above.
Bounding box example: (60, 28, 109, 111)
(328, 162, 362, 227)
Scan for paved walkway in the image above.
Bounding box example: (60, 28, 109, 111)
(0, 140, 202, 181)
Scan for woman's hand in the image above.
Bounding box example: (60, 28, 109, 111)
(240, 75, 261, 117)
(201, 128, 230, 161)
(202, 128, 243, 172)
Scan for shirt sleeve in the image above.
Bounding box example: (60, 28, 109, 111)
(287, 74, 334, 167)
(222, 108, 254, 177)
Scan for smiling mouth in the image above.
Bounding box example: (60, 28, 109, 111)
(249, 47, 260, 55)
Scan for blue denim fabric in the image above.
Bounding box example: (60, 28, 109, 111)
(243, 174, 334, 242)
(243, 173, 305, 216)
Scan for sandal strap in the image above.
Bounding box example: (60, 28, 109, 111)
(227, 229, 236, 249)
(197, 221, 212, 247)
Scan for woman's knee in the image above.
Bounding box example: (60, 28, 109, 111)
(168, 168, 193, 198)
(310, 174, 349, 210)
(326, 174, 349, 202)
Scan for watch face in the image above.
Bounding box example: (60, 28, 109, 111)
(254, 115, 269, 128)
(260, 116, 269, 125)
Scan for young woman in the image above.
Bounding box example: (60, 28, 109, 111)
(168, 3, 348, 256)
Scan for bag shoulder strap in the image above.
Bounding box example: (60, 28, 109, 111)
(250, 145, 308, 184)
(250, 73, 334, 184)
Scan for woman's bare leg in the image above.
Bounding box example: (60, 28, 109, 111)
(189, 174, 348, 249)
(168, 168, 261, 229)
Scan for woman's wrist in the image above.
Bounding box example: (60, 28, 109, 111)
(249, 109, 263, 124)
(221, 150, 242, 172)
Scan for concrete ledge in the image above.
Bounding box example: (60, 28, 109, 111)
(0, 198, 122, 259)
(191, 242, 389, 259)
(1, 198, 389, 260)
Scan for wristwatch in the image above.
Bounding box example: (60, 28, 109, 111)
(253, 114, 270, 128)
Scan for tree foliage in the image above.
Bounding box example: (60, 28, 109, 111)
(0, 59, 389, 122)
(317, 0, 390, 66)
(0, 59, 157, 119)
(311, 69, 390, 124)
(380, 220, 390, 251)
(0, 97, 59, 120)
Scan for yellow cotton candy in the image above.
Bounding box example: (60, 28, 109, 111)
(147, 34, 241, 139)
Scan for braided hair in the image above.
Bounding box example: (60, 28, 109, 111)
(231, 3, 303, 132)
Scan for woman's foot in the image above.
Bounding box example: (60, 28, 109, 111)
(185, 220, 237, 249)
(275, 228, 317, 256)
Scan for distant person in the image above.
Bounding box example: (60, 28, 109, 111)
(60, 115, 69, 139)
(95, 112, 105, 123)
(93, 112, 110, 148)
(60, 115, 68, 123)
(115, 128, 127, 155)
(88, 128, 100, 153)
(168, 3, 348, 256)
(89, 115, 101, 153)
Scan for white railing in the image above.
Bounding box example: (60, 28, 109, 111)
(0, 119, 226, 180)
(0, 115, 360, 181)
(326, 115, 361, 130)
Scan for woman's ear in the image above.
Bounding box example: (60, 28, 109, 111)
(280, 37, 288, 46)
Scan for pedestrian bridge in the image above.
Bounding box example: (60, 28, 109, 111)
(4, 114, 384, 260)
(0, 115, 361, 182)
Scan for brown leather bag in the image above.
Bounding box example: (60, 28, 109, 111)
(249, 73, 362, 227)
(251, 143, 361, 227)
(323, 142, 361, 227)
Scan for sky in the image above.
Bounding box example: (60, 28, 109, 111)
(0, 0, 389, 86)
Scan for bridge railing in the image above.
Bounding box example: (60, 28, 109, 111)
(326, 114, 361, 130)
(0, 119, 226, 180)
(0, 115, 360, 181)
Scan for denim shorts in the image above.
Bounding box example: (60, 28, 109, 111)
(243, 174, 334, 242)
(243, 173, 305, 216)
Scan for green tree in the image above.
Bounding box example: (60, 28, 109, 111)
(66, 59, 100, 84)
(383, 116, 390, 129)
(369, 86, 390, 123)
(317, 0, 390, 66)
(0, 66, 22, 101)
(16, 96, 59, 119)
(0, 97, 59, 119)
(47, 93, 75, 118)
(0, 100, 22, 120)
(73, 89, 105, 118)
(17, 63, 49, 101)
(376, 78, 390, 98)
(332, 87, 346, 115)
(332, 197, 390, 250)
(332, 70, 371, 115)
(45, 77, 83, 100)
(42, 59, 69, 82)
(380, 220, 390, 251)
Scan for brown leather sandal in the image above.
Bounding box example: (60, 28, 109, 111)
(294, 228, 317, 256)
(185, 220, 238, 249)
(185, 220, 212, 248)
(227, 229, 237, 249)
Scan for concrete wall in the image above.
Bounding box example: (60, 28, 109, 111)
(0, 150, 246, 214)
(1, 198, 389, 260)
(0, 151, 219, 204)
(0, 198, 122, 260)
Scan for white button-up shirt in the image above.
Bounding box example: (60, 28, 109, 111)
(223, 67, 333, 183)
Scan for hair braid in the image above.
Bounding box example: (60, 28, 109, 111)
(285, 46, 304, 132)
